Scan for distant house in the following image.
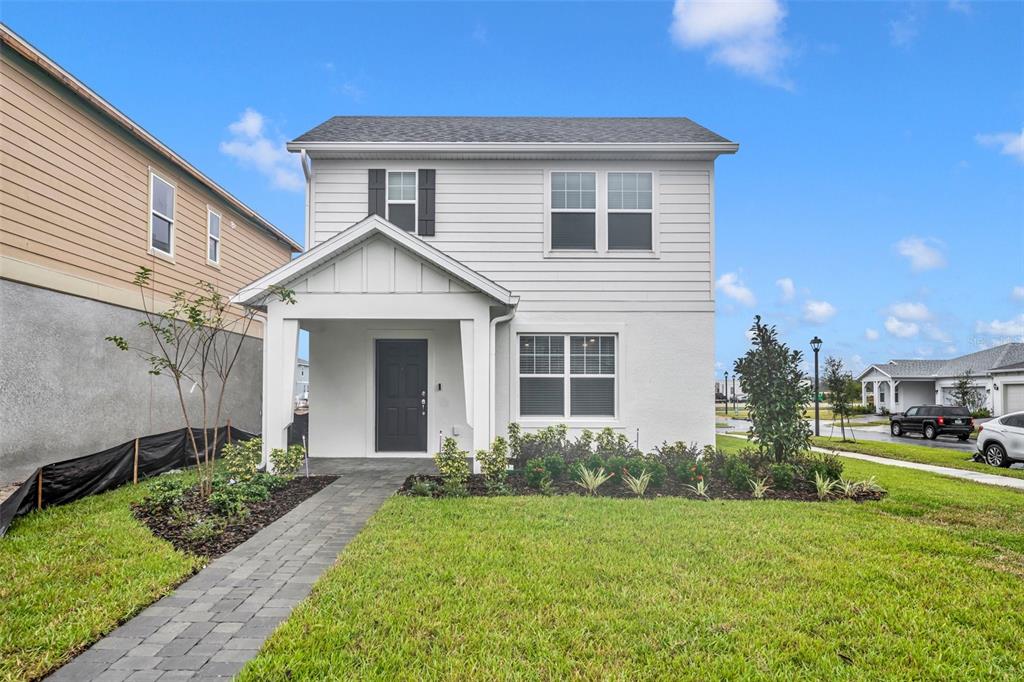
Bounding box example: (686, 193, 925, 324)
(295, 359, 310, 403)
(0, 26, 301, 481)
(858, 343, 1024, 416)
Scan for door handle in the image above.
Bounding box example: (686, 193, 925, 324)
(421, 397, 427, 415)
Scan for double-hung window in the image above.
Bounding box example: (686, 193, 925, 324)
(387, 171, 417, 232)
(607, 172, 652, 250)
(207, 208, 221, 264)
(149, 171, 175, 256)
(550, 172, 596, 250)
(519, 334, 616, 418)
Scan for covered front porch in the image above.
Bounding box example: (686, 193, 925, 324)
(859, 367, 936, 414)
(233, 215, 517, 468)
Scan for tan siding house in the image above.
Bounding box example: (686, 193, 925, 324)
(0, 25, 301, 482)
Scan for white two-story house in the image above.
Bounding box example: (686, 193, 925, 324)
(234, 117, 737, 465)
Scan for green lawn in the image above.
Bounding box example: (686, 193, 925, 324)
(239, 435, 1024, 681)
(0, 476, 203, 681)
(810, 435, 1024, 480)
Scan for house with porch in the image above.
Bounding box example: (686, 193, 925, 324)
(858, 343, 1024, 416)
(233, 116, 738, 466)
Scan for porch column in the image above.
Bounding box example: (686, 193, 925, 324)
(263, 315, 299, 470)
(861, 381, 867, 407)
(873, 381, 880, 414)
(459, 317, 490, 471)
(889, 381, 898, 413)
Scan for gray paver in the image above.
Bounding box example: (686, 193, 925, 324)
(46, 459, 432, 681)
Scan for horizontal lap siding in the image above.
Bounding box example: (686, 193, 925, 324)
(311, 160, 713, 312)
(0, 51, 291, 311)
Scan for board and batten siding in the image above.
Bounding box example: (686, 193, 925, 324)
(309, 160, 714, 313)
(0, 48, 293, 322)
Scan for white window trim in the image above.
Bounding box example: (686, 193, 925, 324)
(547, 170, 598, 254)
(206, 206, 222, 266)
(148, 169, 175, 260)
(543, 167, 660, 259)
(386, 169, 418, 234)
(515, 332, 619, 424)
(607, 171, 655, 252)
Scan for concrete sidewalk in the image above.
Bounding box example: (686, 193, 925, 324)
(47, 458, 434, 681)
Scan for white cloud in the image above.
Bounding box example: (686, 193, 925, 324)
(1013, 286, 1024, 302)
(885, 316, 919, 338)
(775, 277, 795, 302)
(889, 7, 920, 48)
(472, 22, 489, 45)
(975, 314, 1024, 339)
(219, 109, 303, 192)
(716, 272, 757, 306)
(887, 302, 931, 321)
(976, 130, 1024, 164)
(865, 328, 880, 341)
(895, 237, 947, 272)
(670, 0, 790, 87)
(948, 0, 972, 14)
(803, 300, 836, 324)
(924, 324, 951, 343)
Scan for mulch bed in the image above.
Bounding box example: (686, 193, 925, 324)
(399, 473, 886, 503)
(134, 475, 337, 558)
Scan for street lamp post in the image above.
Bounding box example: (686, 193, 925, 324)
(724, 371, 729, 416)
(810, 336, 823, 436)
(732, 375, 737, 414)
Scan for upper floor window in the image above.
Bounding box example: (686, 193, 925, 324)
(207, 208, 221, 264)
(550, 172, 596, 250)
(387, 171, 417, 232)
(607, 172, 652, 250)
(149, 171, 175, 256)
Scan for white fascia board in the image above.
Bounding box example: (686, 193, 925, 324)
(286, 141, 740, 158)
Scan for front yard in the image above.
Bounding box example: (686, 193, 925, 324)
(237, 435, 1024, 680)
(810, 436, 1024, 480)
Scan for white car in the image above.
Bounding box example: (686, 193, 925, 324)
(976, 412, 1024, 468)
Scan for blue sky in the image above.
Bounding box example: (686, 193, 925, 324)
(5, 1, 1022, 370)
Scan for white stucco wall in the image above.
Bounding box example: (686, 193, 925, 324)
(306, 318, 470, 458)
(494, 310, 715, 452)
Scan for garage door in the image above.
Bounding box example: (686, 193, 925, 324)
(1005, 384, 1024, 414)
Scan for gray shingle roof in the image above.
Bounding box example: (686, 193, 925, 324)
(868, 343, 1024, 378)
(292, 116, 732, 145)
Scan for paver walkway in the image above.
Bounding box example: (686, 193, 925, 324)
(48, 458, 433, 681)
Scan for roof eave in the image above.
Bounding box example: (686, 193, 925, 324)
(286, 140, 739, 159)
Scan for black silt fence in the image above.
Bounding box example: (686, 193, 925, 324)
(0, 425, 257, 538)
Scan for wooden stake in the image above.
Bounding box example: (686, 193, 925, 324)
(226, 418, 232, 445)
(133, 438, 140, 484)
(36, 470, 42, 510)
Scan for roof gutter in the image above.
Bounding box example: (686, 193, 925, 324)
(286, 140, 739, 157)
(0, 24, 302, 253)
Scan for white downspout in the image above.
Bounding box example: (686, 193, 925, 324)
(489, 300, 518, 445)
(300, 150, 312, 250)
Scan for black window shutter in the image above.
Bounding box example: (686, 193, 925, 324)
(417, 169, 435, 236)
(368, 169, 386, 217)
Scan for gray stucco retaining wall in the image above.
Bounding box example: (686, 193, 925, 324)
(0, 280, 262, 484)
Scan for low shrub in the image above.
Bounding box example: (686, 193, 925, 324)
(524, 454, 567, 488)
(769, 463, 798, 490)
(478, 436, 510, 490)
(595, 428, 641, 460)
(574, 465, 613, 496)
(802, 453, 843, 482)
(141, 475, 189, 513)
(209, 486, 249, 518)
(184, 518, 222, 542)
(434, 437, 470, 494)
(223, 438, 262, 482)
(270, 444, 305, 476)
(622, 469, 652, 497)
(972, 407, 992, 418)
(409, 478, 434, 497)
(652, 441, 705, 483)
(749, 477, 771, 499)
(723, 455, 755, 492)
(605, 455, 629, 478)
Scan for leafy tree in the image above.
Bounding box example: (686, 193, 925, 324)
(734, 316, 812, 462)
(950, 370, 985, 413)
(823, 356, 854, 440)
(107, 267, 295, 496)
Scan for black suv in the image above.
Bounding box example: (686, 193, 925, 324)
(890, 405, 974, 441)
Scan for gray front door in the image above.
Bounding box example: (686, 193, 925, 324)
(375, 340, 427, 452)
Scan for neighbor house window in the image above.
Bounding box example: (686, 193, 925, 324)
(149, 172, 175, 256)
(550, 172, 596, 250)
(519, 334, 616, 417)
(607, 172, 652, 250)
(207, 209, 221, 264)
(387, 171, 417, 232)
